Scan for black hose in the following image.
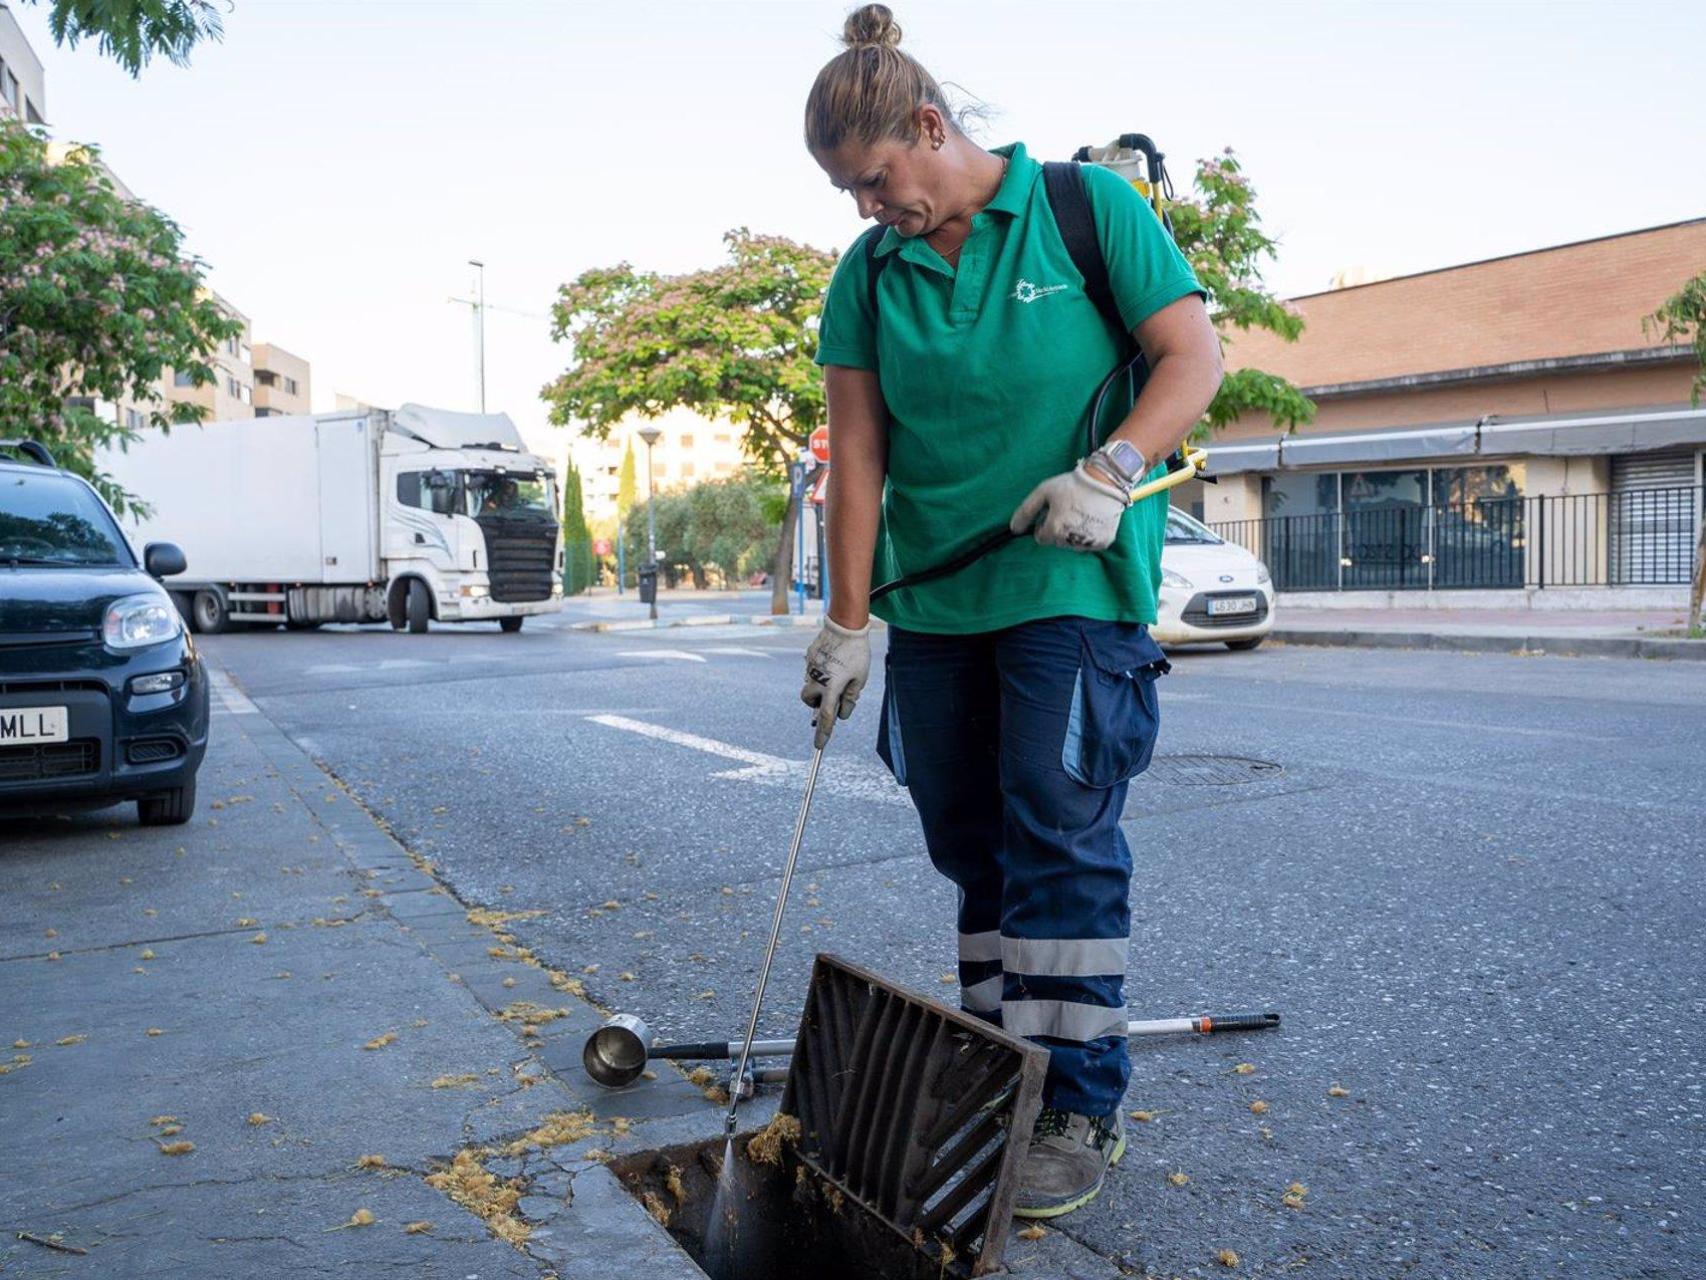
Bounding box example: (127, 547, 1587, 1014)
(870, 349, 1151, 603)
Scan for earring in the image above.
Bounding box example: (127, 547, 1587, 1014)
(931, 135, 944, 150)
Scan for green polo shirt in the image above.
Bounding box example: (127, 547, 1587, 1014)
(816, 141, 1204, 635)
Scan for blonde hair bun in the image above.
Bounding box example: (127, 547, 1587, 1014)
(842, 4, 902, 50)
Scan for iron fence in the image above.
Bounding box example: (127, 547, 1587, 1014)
(1208, 486, 1700, 591)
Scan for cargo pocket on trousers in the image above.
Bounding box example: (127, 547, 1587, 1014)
(1061, 626, 1169, 788)
(875, 656, 908, 787)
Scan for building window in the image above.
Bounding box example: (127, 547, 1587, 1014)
(25, 97, 43, 125)
(284, 376, 299, 396)
(173, 369, 196, 387)
(239, 342, 252, 365)
(240, 383, 252, 405)
(125, 408, 146, 430)
(679, 434, 694, 449)
(255, 369, 277, 388)
(225, 336, 238, 356)
(1, 66, 16, 110)
(653, 464, 667, 478)
(681, 462, 695, 478)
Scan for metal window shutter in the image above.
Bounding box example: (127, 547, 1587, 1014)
(1610, 450, 1700, 585)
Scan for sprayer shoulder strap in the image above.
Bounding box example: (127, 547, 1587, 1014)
(861, 162, 1129, 354)
(1041, 160, 1133, 355)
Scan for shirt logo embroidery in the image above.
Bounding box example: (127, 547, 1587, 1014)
(1010, 278, 1070, 304)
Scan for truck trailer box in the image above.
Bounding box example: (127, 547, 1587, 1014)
(109, 413, 381, 584)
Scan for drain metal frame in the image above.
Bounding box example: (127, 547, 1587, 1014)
(783, 954, 1048, 1277)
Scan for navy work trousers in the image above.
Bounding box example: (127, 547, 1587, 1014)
(877, 616, 1168, 1116)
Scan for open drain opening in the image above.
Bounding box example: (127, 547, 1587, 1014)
(615, 956, 1048, 1279)
(614, 1132, 959, 1280)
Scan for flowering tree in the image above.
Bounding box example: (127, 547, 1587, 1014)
(0, 119, 238, 511)
(1169, 148, 1314, 434)
(543, 229, 836, 612)
(1644, 270, 1706, 629)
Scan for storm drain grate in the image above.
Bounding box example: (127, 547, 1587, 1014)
(783, 955, 1048, 1277)
(1144, 753, 1283, 785)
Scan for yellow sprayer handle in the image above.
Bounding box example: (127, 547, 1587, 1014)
(1130, 446, 1208, 503)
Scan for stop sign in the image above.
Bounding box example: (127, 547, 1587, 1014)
(808, 426, 830, 465)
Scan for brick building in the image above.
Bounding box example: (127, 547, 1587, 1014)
(1187, 218, 1705, 601)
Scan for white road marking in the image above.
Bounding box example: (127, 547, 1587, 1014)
(615, 649, 708, 663)
(207, 668, 258, 715)
(702, 646, 773, 657)
(585, 714, 907, 806)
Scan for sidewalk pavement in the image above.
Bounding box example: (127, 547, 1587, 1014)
(1, 664, 1124, 1280)
(1269, 606, 1704, 660)
(560, 586, 823, 633)
(1, 687, 713, 1279)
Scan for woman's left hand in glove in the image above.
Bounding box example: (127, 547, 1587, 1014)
(1009, 461, 1129, 551)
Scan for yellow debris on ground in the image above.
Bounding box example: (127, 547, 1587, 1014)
(425, 1149, 529, 1247)
(746, 1112, 802, 1167)
(357, 1154, 386, 1169)
(642, 1191, 671, 1226)
(363, 1032, 396, 1050)
(499, 1110, 598, 1157)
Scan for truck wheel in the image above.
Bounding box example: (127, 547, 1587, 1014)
(499, 617, 524, 634)
(406, 579, 431, 634)
(192, 589, 229, 635)
(138, 776, 196, 826)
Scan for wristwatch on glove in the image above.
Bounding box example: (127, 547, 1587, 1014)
(1085, 439, 1149, 502)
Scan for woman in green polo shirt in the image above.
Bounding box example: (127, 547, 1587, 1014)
(799, 4, 1224, 1220)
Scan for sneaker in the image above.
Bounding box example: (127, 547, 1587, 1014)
(1012, 1106, 1126, 1220)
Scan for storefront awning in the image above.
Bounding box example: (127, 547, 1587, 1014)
(1477, 405, 1706, 457)
(1201, 436, 1282, 476)
(1278, 422, 1479, 468)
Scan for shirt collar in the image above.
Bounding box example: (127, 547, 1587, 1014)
(872, 141, 1034, 260)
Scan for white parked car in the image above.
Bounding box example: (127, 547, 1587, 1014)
(1152, 509, 1274, 650)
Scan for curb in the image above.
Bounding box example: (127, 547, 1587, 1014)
(1271, 627, 1706, 661)
(568, 612, 830, 633)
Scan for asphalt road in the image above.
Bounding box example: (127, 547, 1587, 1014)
(202, 607, 1706, 1279)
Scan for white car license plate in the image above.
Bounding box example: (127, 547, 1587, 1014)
(1207, 596, 1258, 617)
(0, 706, 69, 745)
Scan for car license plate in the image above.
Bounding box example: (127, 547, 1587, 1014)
(0, 706, 69, 745)
(1207, 596, 1257, 617)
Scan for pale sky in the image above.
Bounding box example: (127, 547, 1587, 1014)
(15, 0, 1706, 460)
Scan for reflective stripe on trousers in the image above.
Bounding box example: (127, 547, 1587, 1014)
(881, 617, 1165, 1117)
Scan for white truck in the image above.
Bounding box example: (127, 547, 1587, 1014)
(104, 403, 564, 634)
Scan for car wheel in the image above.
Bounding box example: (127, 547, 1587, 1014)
(138, 776, 196, 826)
(192, 589, 229, 635)
(499, 617, 523, 633)
(1225, 636, 1265, 651)
(406, 579, 431, 634)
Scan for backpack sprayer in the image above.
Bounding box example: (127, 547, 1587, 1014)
(582, 136, 1275, 1125)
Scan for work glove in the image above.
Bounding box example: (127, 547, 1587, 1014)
(1009, 462, 1130, 551)
(800, 617, 870, 749)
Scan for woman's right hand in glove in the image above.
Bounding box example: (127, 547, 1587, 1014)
(800, 616, 871, 748)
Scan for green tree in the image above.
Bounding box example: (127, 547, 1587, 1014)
(560, 457, 595, 595)
(623, 472, 782, 590)
(1644, 269, 1706, 630)
(543, 230, 835, 614)
(616, 440, 637, 516)
(19, 0, 224, 76)
(1169, 148, 1314, 434)
(0, 121, 239, 511)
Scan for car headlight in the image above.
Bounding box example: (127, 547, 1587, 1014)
(103, 594, 181, 649)
(1161, 568, 1193, 590)
(1256, 563, 1271, 585)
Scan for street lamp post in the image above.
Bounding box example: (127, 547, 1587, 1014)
(636, 423, 662, 621)
(468, 259, 486, 414)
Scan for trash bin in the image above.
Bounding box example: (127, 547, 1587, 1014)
(637, 565, 658, 605)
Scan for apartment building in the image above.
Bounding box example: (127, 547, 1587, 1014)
(573, 407, 752, 524)
(158, 291, 255, 421)
(1190, 218, 1706, 600)
(253, 343, 312, 417)
(0, 3, 45, 125)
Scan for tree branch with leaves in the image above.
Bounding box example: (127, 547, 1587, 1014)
(1, 119, 239, 512)
(543, 229, 837, 612)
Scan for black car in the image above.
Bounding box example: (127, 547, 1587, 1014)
(1, 440, 208, 825)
